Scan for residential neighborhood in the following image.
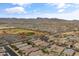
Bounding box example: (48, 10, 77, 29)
(0, 18, 79, 56)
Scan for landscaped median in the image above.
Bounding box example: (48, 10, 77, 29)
(7, 45, 20, 56)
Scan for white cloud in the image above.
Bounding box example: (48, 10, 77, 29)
(12, 3, 26, 6)
(5, 7, 26, 14)
(47, 3, 69, 13)
(48, 3, 73, 8)
(49, 9, 79, 20)
(57, 3, 71, 8)
(57, 3, 66, 8)
(56, 3, 66, 13)
(0, 0, 77, 3)
(12, 3, 31, 6)
(58, 9, 64, 12)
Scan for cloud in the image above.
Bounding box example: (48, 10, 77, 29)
(48, 9, 79, 20)
(5, 6, 26, 14)
(12, 3, 31, 6)
(0, 0, 77, 3)
(47, 3, 67, 13)
(56, 3, 71, 8)
(25, 9, 79, 20)
(58, 9, 64, 12)
(2, 3, 79, 20)
(47, 3, 70, 8)
(56, 3, 71, 13)
(4, 8, 79, 20)
(12, 3, 26, 6)
(56, 3, 66, 9)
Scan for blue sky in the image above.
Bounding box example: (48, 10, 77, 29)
(0, 3, 79, 20)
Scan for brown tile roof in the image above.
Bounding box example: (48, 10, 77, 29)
(29, 50, 44, 56)
(22, 47, 39, 55)
(50, 44, 64, 52)
(74, 52, 79, 56)
(33, 39, 49, 47)
(49, 44, 65, 55)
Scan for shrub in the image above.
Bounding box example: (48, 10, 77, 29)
(41, 48, 49, 54)
(27, 40, 33, 45)
(26, 32, 35, 36)
(18, 50, 23, 56)
(10, 45, 19, 50)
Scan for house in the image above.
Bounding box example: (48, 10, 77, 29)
(61, 49, 75, 56)
(19, 45, 32, 51)
(0, 53, 6, 56)
(28, 50, 44, 56)
(13, 42, 23, 45)
(74, 52, 79, 56)
(55, 38, 68, 46)
(73, 43, 79, 51)
(49, 44, 65, 55)
(48, 36, 56, 44)
(18, 45, 32, 55)
(0, 47, 5, 53)
(48, 52, 60, 56)
(0, 47, 9, 56)
(24, 47, 39, 55)
(15, 43, 28, 48)
(65, 35, 79, 42)
(32, 39, 49, 47)
(65, 42, 74, 48)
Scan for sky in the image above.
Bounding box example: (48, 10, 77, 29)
(0, 3, 79, 20)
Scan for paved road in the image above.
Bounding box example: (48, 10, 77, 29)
(4, 46, 18, 56)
